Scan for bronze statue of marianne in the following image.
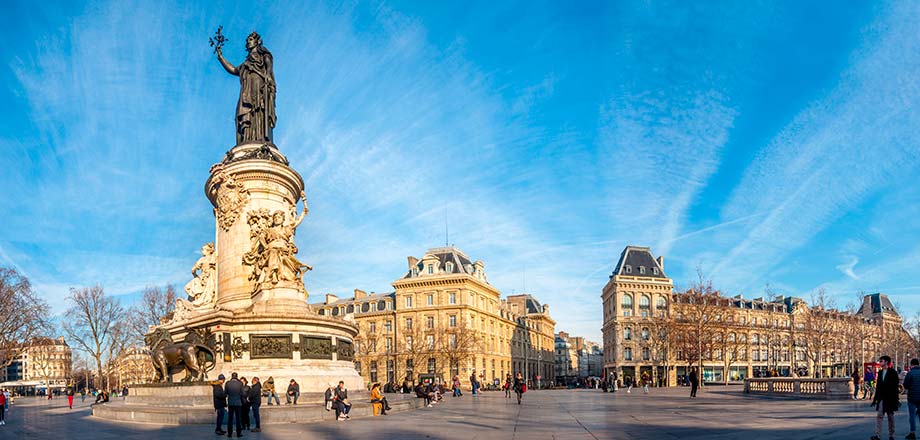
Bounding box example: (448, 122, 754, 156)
(216, 31, 276, 146)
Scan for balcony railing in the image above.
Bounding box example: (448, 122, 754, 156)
(744, 378, 851, 400)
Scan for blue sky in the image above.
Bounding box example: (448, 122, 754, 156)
(2, 1, 919, 342)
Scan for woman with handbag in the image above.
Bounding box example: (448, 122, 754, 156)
(513, 372, 526, 405)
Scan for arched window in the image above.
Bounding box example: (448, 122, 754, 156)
(639, 296, 650, 308)
(318, 308, 325, 316)
(332, 307, 339, 316)
(641, 327, 650, 340)
(361, 302, 370, 313)
(624, 347, 633, 360)
(346, 305, 354, 314)
(621, 294, 633, 317)
(639, 295, 651, 317)
(656, 297, 667, 309)
(377, 300, 387, 311)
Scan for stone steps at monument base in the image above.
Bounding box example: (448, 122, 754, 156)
(124, 391, 369, 407)
(93, 395, 425, 425)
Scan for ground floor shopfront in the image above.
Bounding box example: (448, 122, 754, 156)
(603, 362, 849, 386)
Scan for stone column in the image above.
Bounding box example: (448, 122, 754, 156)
(205, 144, 308, 312)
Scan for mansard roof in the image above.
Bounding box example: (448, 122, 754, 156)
(859, 292, 899, 317)
(611, 246, 667, 279)
(404, 246, 476, 278)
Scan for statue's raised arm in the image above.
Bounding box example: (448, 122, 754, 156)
(292, 191, 309, 228)
(216, 47, 239, 76)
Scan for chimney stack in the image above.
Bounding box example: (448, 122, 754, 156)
(354, 289, 366, 300)
(325, 293, 339, 304)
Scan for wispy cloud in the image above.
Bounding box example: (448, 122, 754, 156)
(836, 256, 860, 281)
(709, 2, 920, 296)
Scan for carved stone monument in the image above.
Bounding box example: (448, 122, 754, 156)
(101, 30, 362, 413)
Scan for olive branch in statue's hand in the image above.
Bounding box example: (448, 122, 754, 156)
(209, 25, 228, 54)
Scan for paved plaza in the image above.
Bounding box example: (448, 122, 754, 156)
(0, 387, 898, 440)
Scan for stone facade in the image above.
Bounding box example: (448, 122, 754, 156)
(1, 336, 73, 389)
(602, 245, 914, 386)
(112, 346, 154, 386)
(554, 332, 602, 385)
(315, 246, 555, 389)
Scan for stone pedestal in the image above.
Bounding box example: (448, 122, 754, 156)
(205, 143, 309, 313)
(110, 142, 362, 400)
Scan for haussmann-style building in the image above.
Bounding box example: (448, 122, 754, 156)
(313, 246, 556, 389)
(602, 245, 912, 386)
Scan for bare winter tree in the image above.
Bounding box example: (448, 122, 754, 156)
(439, 319, 481, 381)
(802, 288, 836, 378)
(104, 320, 131, 389)
(63, 286, 125, 392)
(0, 267, 51, 369)
(129, 285, 177, 342)
(672, 268, 722, 372)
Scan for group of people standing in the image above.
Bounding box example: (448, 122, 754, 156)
(212, 373, 263, 437)
(865, 355, 920, 440)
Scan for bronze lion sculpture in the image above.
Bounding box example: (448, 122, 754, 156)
(145, 328, 216, 382)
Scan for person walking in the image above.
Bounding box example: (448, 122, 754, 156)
(0, 388, 6, 426)
(641, 371, 650, 394)
(689, 368, 699, 398)
(224, 372, 244, 438)
(871, 355, 900, 440)
(264, 376, 280, 406)
(851, 369, 862, 400)
(470, 370, 480, 396)
(66, 387, 74, 409)
(334, 381, 352, 421)
(212, 374, 227, 436)
(504, 374, 512, 398)
(286, 379, 300, 405)
(240, 377, 251, 431)
(249, 377, 262, 433)
(80, 388, 86, 403)
(903, 359, 920, 439)
(121, 386, 128, 400)
(513, 372, 526, 405)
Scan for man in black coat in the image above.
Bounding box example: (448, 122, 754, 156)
(224, 372, 244, 438)
(249, 377, 262, 432)
(212, 374, 227, 436)
(872, 355, 900, 440)
(688, 368, 699, 398)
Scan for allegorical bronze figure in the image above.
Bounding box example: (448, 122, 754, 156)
(215, 29, 276, 145)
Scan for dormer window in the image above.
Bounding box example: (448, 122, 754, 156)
(639, 266, 645, 274)
(411, 267, 418, 277)
(445, 262, 453, 273)
(653, 267, 659, 275)
(427, 264, 434, 274)
(625, 265, 632, 274)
